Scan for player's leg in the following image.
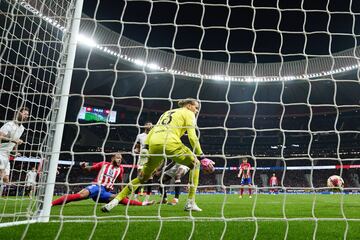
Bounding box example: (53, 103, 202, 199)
(160, 164, 177, 204)
(0, 159, 10, 197)
(144, 177, 153, 203)
(158, 173, 172, 204)
(109, 193, 155, 206)
(115, 156, 162, 202)
(24, 185, 31, 198)
(166, 145, 201, 211)
(169, 166, 188, 205)
(102, 145, 164, 212)
(133, 169, 142, 199)
(247, 178, 252, 198)
(52, 186, 91, 206)
(239, 179, 245, 198)
(95, 187, 154, 206)
(29, 185, 36, 199)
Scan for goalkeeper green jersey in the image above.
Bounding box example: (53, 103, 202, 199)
(145, 107, 203, 156)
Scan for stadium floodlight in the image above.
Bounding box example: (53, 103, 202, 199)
(134, 59, 146, 66)
(245, 77, 253, 82)
(212, 75, 225, 81)
(147, 63, 161, 70)
(77, 34, 97, 48)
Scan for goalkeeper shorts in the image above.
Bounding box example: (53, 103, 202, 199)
(139, 143, 196, 180)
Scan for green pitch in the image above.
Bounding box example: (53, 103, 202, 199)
(1, 194, 360, 239)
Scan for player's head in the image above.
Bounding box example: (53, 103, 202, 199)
(241, 158, 248, 163)
(144, 121, 153, 132)
(111, 153, 122, 166)
(272, 173, 276, 176)
(17, 107, 29, 122)
(32, 167, 36, 172)
(178, 98, 199, 114)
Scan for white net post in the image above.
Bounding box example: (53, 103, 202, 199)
(38, 0, 84, 222)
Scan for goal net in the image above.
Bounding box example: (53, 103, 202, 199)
(1, 0, 360, 239)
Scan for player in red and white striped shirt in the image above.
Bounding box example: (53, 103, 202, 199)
(238, 158, 253, 198)
(269, 173, 278, 194)
(52, 153, 154, 207)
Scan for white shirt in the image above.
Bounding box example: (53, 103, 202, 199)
(135, 132, 148, 150)
(26, 170, 37, 184)
(0, 121, 25, 155)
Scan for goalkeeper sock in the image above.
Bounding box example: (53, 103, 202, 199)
(120, 197, 142, 206)
(249, 188, 252, 195)
(188, 165, 200, 200)
(115, 178, 141, 201)
(52, 193, 82, 206)
(174, 180, 181, 199)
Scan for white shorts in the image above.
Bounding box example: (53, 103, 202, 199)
(164, 163, 190, 179)
(0, 153, 10, 176)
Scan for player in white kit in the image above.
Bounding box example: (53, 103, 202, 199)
(133, 122, 153, 203)
(0, 107, 29, 195)
(158, 162, 190, 205)
(25, 167, 37, 198)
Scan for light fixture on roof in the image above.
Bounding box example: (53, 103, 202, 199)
(212, 75, 224, 81)
(77, 34, 97, 48)
(134, 59, 145, 66)
(147, 63, 160, 70)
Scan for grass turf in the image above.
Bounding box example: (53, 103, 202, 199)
(0, 194, 360, 239)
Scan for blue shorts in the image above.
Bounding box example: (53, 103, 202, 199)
(85, 185, 114, 203)
(241, 178, 252, 185)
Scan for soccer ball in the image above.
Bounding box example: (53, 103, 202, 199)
(200, 158, 215, 174)
(327, 175, 344, 189)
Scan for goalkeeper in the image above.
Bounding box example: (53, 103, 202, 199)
(102, 98, 214, 212)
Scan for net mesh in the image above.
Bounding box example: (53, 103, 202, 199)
(0, 0, 73, 225)
(1, 0, 360, 239)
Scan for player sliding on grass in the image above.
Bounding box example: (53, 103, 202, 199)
(238, 157, 252, 198)
(52, 153, 154, 207)
(102, 98, 215, 212)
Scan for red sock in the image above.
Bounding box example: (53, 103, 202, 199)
(249, 188, 252, 195)
(52, 193, 82, 206)
(240, 188, 244, 195)
(120, 197, 143, 206)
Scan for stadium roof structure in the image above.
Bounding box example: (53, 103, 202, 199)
(18, 0, 360, 83)
(78, 17, 360, 82)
